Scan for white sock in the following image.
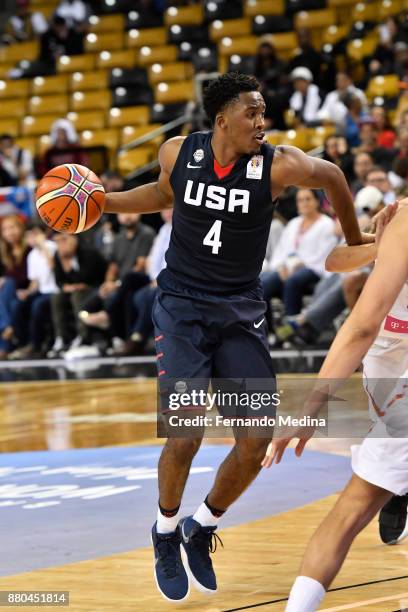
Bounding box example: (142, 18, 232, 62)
(156, 506, 180, 534)
(285, 576, 326, 612)
(193, 502, 221, 527)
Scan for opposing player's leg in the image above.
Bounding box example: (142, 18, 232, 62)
(287, 338, 408, 611)
(286, 475, 392, 612)
(179, 318, 275, 594)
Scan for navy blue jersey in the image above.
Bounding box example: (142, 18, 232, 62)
(163, 131, 276, 294)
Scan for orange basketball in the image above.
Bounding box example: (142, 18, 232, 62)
(36, 163, 105, 234)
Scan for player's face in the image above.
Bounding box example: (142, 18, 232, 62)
(221, 91, 266, 155)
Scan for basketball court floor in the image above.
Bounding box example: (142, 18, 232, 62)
(0, 357, 407, 611)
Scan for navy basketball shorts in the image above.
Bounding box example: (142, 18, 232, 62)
(152, 271, 276, 426)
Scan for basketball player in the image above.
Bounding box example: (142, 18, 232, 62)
(104, 73, 371, 602)
(262, 201, 408, 611)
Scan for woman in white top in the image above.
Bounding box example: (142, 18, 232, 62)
(261, 188, 338, 316)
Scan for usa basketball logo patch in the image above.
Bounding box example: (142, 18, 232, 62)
(193, 149, 204, 163)
(246, 155, 263, 179)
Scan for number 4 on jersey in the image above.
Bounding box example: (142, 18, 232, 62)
(203, 219, 222, 254)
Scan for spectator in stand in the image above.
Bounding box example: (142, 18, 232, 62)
(355, 118, 397, 170)
(317, 72, 367, 129)
(115, 209, 173, 355)
(371, 106, 397, 149)
(2, 0, 47, 44)
(0, 215, 30, 359)
(289, 28, 323, 85)
(372, 16, 407, 74)
(397, 107, 408, 130)
(365, 166, 397, 205)
(395, 42, 408, 81)
(101, 170, 125, 194)
(48, 233, 107, 357)
(395, 126, 408, 160)
(40, 15, 84, 64)
(79, 213, 155, 341)
(263, 214, 285, 271)
(55, 0, 89, 29)
(8, 223, 58, 360)
(341, 92, 369, 149)
(289, 67, 322, 126)
(79, 170, 122, 254)
(14, 15, 84, 78)
(391, 157, 408, 190)
(350, 152, 374, 194)
(255, 41, 286, 91)
(40, 119, 88, 174)
(261, 189, 338, 317)
(322, 135, 354, 184)
(274, 187, 385, 346)
(0, 135, 34, 189)
(254, 40, 288, 130)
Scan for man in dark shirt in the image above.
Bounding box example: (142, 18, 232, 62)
(50, 233, 106, 353)
(39, 16, 83, 66)
(80, 213, 156, 339)
(21, 15, 84, 78)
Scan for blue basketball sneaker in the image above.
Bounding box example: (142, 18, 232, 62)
(151, 522, 189, 602)
(179, 516, 223, 594)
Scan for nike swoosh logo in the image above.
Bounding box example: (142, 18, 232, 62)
(254, 318, 265, 329)
(187, 162, 202, 168)
(181, 522, 189, 544)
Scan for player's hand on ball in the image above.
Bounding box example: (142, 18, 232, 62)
(36, 163, 105, 234)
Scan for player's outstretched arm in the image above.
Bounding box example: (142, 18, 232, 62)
(325, 203, 399, 272)
(319, 200, 408, 380)
(104, 137, 184, 214)
(325, 243, 377, 273)
(271, 145, 365, 246)
(262, 200, 408, 467)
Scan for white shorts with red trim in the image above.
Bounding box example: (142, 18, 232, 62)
(351, 336, 408, 495)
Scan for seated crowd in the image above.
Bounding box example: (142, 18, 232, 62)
(0, 0, 407, 358)
(0, 134, 407, 360)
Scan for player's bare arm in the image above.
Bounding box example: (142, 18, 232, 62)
(270, 145, 367, 246)
(104, 136, 184, 215)
(263, 201, 408, 467)
(319, 203, 408, 380)
(326, 203, 399, 272)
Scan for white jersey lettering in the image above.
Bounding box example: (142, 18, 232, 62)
(184, 180, 204, 206)
(205, 185, 227, 210)
(184, 181, 250, 213)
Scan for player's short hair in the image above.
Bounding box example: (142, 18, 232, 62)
(203, 72, 261, 124)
